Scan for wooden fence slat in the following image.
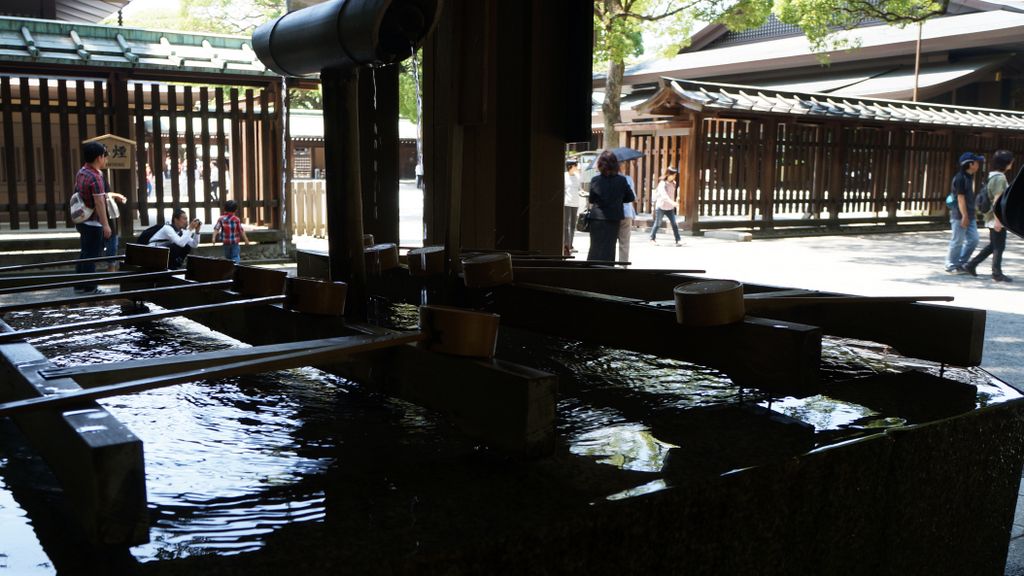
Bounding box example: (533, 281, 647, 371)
(93, 80, 105, 136)
(150, 84, 165, 221)
(183, 86, 197, 217)
(199, 86, 213, 224)
(40, 78, 56, 228)
(19, 78, 38, 229)
(167, 85, 180, 209)
(133, 82, 149, 227)
(58, 80, 72, 226)
(215, 87, 228, 212)
(245, 89, 257, 223)
(230, 88, 243, 215)
(1, 77, 18, 228)
(260, 88, 273, 225)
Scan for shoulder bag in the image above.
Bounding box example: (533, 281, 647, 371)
(69, 192, 93, 224)
(575, 209, 591, 233)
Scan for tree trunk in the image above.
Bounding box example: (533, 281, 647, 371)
(602, 58, 624, 149)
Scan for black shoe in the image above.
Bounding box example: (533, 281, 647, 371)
(993, 274, 1014, 282)
(964, 263, 977, 276)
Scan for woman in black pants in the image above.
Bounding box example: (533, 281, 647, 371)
(587, 150, 635, 262)
(966, 149, 1013, 282)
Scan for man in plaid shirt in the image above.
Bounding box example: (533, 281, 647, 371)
(213, 199, 249, 262)
(73, 142, 111, 293)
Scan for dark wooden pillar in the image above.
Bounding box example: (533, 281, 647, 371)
(321, 67, 367, 320)
(423, 0, 593, 255)
(359, 65, 400, 244)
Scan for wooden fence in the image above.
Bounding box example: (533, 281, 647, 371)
(621, 115, 1024, 232)
(290, 179, 326, 238)
(0, 73, 281, 231)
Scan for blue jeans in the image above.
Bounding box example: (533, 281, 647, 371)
(76, 223, 104, 291)
(224, 243, 240, 263)
(650, 208, 681, 242)
(947, 218, 979, 270)
(105, 232, 119, 259)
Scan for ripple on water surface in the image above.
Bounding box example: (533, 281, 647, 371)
(0, 301, 1019, 571)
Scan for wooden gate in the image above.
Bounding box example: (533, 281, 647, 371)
(0, 73, 281, 231)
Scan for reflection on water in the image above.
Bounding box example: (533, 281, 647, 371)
(0, 301, 1019, 573)
(569, 424, 676, 472)
(0, 465, 52, 573)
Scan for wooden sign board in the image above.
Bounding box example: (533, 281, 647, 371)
(83, 134, 136, 170)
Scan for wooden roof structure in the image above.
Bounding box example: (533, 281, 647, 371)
(0, 0, 131, 24)
(0, 16, 273, 78)
(636, 78, 1024, 131)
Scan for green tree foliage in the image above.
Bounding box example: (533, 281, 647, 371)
(595, 0, 948, 147)
(112, 0, 282, 34)
(397, 50, 423, 123)
(177, 0, 283, 34)
(116, 0, 421, 118)
(774, 0, 947, 52)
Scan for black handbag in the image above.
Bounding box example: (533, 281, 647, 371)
(575, 209, 591, 233)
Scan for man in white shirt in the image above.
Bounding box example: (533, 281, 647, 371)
(563, 159, 582, 256)
(149, 209, 201, 268)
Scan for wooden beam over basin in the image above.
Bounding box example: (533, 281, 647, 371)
(511, 267, 985, 367)
(142, 279, 557, 456)
(491, 282, 822, 396)
(0, 319, 147, 546)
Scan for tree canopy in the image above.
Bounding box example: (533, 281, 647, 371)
(594, 0, 949, 147)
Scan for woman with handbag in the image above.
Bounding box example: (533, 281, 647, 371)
(587, 150, 635, 262)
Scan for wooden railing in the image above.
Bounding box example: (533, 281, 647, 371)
(290, 179, 326, 238)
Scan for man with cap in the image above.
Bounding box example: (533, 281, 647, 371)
(946, 151, 983, 274)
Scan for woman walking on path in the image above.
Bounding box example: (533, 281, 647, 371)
(966, 149, 1014, 282)
(587, 150, 635, 262)
(649, 167, 682, 246)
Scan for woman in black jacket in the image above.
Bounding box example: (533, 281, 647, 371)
(587, 150, 636, 261)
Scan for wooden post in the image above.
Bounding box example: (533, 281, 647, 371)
(762, 118, 779, 231)
(886, 128, 906, 224)
(321, 66, 368, 320)
(682, 112, 701, 231)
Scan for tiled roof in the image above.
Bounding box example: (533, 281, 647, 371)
(0, 16, 274, 78)
(635, 78, 1024, 131)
